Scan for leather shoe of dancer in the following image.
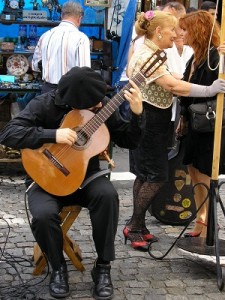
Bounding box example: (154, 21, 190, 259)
(49, 263, 70, 298)
(91, 262, 114, 300)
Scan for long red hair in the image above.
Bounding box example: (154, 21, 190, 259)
(179, 10, 220, 65)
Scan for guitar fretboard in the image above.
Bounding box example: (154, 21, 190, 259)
(77, 49, 166, 139)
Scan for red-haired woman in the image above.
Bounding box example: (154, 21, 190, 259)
(177, 11, 225, 238)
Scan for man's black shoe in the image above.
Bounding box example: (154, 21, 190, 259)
(91, 263, 114, 300)
(49, 263, 70, 299)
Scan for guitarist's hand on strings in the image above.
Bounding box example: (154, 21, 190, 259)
(123, 80, 143, 116)
(56, 128, 77, 146)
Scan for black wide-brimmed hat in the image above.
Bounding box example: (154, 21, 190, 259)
(57, 66, 107, 109)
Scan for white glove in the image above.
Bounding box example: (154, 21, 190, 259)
(189, 79, 225, 97)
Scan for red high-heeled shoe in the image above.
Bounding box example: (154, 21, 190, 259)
(123, 228, 149, 252)
(184, 220, 207, 238)
(184, 221, 220, 238)
(141, 228, 158, 242)
(123, 226, 158, 242)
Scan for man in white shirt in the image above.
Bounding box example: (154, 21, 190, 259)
(32, 1, 91, 93)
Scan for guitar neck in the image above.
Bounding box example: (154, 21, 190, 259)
(82, 72, 146, 137)
(80, 49, 167, 139)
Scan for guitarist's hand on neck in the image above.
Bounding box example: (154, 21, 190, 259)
(56, 128, 78, 146)
(123, 80, 143, 116)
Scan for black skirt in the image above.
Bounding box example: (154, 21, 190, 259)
(130, 102, 172, 182)
(183, 123, 225, 177)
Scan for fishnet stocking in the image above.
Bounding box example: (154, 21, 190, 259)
(128, 181, 163, 229)
(133, 177, 143, 201)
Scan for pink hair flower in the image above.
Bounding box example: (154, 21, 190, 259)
(144, 10, 155, 21)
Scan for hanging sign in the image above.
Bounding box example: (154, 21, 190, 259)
(22, 10, 47, 21)
(85, 0, 111, 7)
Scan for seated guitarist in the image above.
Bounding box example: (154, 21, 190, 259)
(0, 66, 144, 300)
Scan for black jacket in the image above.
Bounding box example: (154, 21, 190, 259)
(180, 46, 219, 119)
(0, 90, 145, 182)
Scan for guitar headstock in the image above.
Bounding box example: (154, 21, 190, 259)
(140, 49, 167, 78)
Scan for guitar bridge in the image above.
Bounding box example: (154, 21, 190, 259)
(43, 149, 70, 176)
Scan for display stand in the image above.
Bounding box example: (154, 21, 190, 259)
(177, 0, 225, 290)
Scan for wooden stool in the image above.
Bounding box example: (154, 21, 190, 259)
(33, 205, 85, 275)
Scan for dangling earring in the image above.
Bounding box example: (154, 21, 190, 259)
(158, 34, 162, 40)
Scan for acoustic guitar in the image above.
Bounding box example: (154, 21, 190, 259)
(21, 49, 167, 196)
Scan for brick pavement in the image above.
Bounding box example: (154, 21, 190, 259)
(1, 162, 225, 300)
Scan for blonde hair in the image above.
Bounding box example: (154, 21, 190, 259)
(135, 11, 177, 39)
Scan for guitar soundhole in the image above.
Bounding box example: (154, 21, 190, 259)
(73, 128, 90, 150)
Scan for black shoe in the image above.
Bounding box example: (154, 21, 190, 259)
(91, 263, 114, 300)
(49, 263, 70, 299)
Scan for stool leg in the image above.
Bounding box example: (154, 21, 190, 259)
(32, 206, 85, 274)
(63, 235, 85, 272)
(32, 243, 48, 275)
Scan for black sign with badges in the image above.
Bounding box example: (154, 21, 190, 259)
(150, 137, 196, 226)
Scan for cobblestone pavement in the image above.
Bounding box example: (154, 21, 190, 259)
(1, 153, 225, 300)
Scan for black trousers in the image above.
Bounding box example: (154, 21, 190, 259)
(27, 176, 119, 270)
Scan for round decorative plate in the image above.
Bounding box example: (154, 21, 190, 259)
(6, 54, 29, 76)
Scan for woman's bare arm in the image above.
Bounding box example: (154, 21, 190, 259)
(155, 74, 194, 97)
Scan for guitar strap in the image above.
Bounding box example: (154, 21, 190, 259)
(25, 169, 111, 194)
(79, 169, 111, 189)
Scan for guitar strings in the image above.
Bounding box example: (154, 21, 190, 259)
(83, 55, 165, 134)
(80, 73, 146, 137)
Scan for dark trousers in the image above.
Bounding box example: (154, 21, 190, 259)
(27, 176, 119, 270)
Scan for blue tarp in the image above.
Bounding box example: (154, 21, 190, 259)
(112, 0, 137, 86)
